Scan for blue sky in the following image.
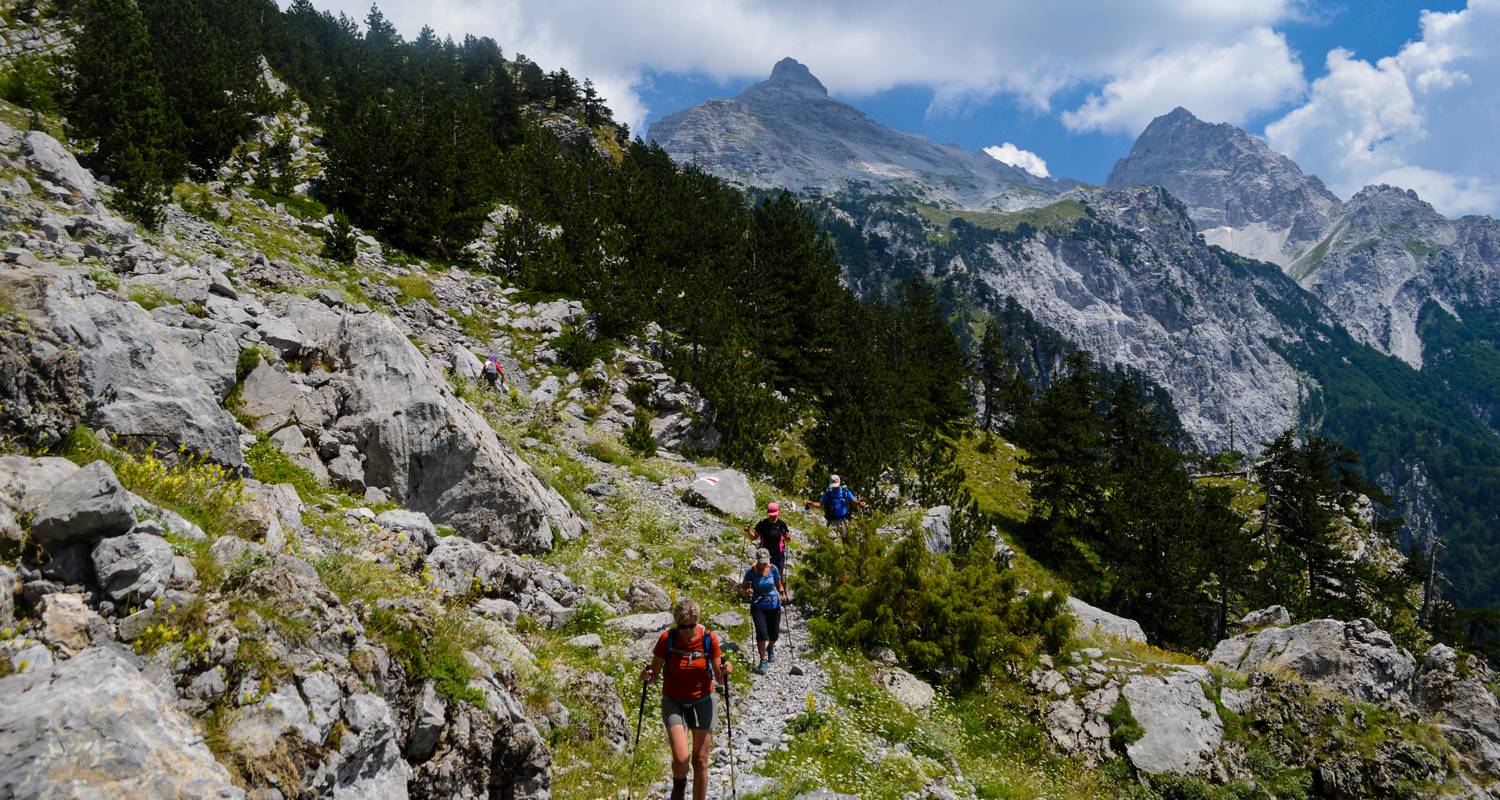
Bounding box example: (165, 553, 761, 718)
(633, 1, 1466, 185)
(310, 0, 1500, 215)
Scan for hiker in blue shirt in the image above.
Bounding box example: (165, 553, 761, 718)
(804, 473, 863, 534)
(739, 547, 787, 675)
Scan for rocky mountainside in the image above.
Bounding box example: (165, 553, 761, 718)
(4, 20, 1500, 798)
(647, 58, 1059, 210)
(1106, 107, 1341, 268)
(1106, 107, 1500, 376)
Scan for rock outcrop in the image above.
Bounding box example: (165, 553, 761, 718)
(1066, 596, 1147, 644)
(1210, 618, 1415, 704)
(0, 645, 244, 799)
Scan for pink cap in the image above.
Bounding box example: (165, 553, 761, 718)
(767, 502, 780, 515)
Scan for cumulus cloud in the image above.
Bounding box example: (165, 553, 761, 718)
(983, 143, 1050, 177)
(296, 0, 1304, 135)
(1266, 1, 1500, 216)
(1061, 27, 1305, 135)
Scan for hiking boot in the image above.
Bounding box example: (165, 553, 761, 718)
(767, 643, 776, 663)
(754, 660, 768, 675)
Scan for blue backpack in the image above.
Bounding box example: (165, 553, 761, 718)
(825, 486, 853, 519)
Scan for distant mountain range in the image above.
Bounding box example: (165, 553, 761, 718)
(647, 57, 1061, 210)
(648, 59, 1500, 606)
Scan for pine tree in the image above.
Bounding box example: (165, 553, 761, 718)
(320, 212, 357, 264)
(142, 0, 263, 177)
(67, 0, 187, 228)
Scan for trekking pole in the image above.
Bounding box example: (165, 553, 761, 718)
(626, 678, 648, 800)
(724, 668, 738, 800)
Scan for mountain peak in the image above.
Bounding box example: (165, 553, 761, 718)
(767, 57, 827, 94)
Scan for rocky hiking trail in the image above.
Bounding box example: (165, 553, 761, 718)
(706, 603, 832, 799)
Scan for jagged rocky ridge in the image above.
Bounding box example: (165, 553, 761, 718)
(647, 58, 1059, 210)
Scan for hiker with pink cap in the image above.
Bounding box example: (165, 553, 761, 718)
(745, 501, 791, 580)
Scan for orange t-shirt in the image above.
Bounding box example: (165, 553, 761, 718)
(653, 625, 720, 700)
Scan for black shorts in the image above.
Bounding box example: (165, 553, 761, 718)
(751, 606, 781, 643)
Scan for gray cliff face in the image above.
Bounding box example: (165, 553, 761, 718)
(1106, 107, 1340, 267)
(1296, 185, 1500, 369)
(834, 187, 1313, 451)
(647, 57, 1057, 209)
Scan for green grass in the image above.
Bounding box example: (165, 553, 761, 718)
(390, 273, 438, 307)
(954, 431, 1070, 595)
(749, 656, 1135, 800)
(916, 199, 1087, 236)
(1403, 239, 1437, 257)
(243, 435, 325, 503)
(127, 284, 176, 311)
(54, 427, 255, 540)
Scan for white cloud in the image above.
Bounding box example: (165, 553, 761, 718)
(1266, 0, 1500, 216)
(1061, 27, 1305, 135)
(291, 0, 1305, 135)
(983, 143, 1050, 177)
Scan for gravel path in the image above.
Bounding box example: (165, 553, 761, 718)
(705, 602, 833, 798)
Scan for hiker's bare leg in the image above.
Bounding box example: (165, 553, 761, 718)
(690, 727, 712, 800)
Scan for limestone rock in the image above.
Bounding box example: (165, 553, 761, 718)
(0, 565, 14, 628)
(1067, 596, 1147, 644)
(1239, 605, 1292, 629)
(321, 312, 582, 551)
(1412, 644, 1500, 776)
(28, 460, 136, 546)
(1121, 670, 1222, 776)
(309, 692, 411, 799)
(1210, 618, 1415, 704)
(683, 468, 756, 519)
(0, 645, 243, 799)
(405, 681, 446, 761)
(91, 531, 176, 603)
(42, 275, 242, 465)
(921, 505, 952, 554)
(625, 576, 671, 612)
(376, 508, 439, 553)
(23, 130, 98, 203)
(237, 361, 301, 432)
(877, 666, 935, 712)
(607, 612, 673, 636)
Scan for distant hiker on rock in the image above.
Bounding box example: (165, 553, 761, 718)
(641, 598, 731, 800)
(804, 473, 862, 533)
(481, 355, 504, 389)
(744, 502, 790, 577)
(740, 547, 787, 674)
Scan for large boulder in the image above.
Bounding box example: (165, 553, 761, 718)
(236, 361, 301, 432)
(23, 130, 98, 202)
(1067, 596, 1147, 644)
(1121, 670, 1223, 776)
(877, 666, 935, 712)
(0, 645, 243, 799)
(40, 273, 242, 465)
(306, 313, 581, 551)
(28, 460, 136, 546)
(91, 531, 176, 603)
(921, 505, 952, 553)
(683, 468, 756, 518)
(1209, 618, 1415, 704)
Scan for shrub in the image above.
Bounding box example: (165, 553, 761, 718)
(626, 380, 653, 407)
(320, 212, 357, 264)
(235, 346, 266, 382)
(1106, 695, 1145, 751)
(625, 410, 656, 457)
(795, 520, 1071, 687)
(0, 55, 60, 114)
(554, 327, 613, 370)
